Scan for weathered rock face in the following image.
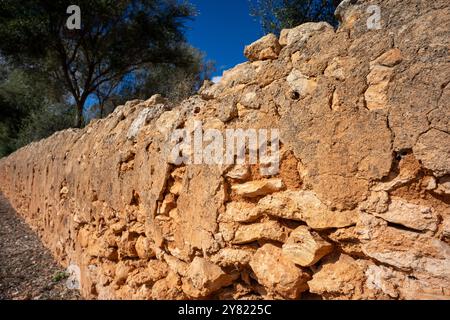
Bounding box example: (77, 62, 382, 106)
(0, 0, 449, 300)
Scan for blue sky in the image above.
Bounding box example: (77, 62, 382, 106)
(186, 0, 263, 81)
(86, 1, 261, 109)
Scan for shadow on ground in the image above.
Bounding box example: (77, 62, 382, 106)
(0, 193, 81, 300)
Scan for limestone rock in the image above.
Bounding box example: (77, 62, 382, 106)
(232, 179, 284, 198)
(239, 89, 262, 110)
(286, 69, 317, 99)
(280, 22, 333, 48)
(135, 236, 155, 260)
(145, 260, 168, 280)
(156, 109, 182, 137)
(365, 48, 403, 111)
(182, 257, 235, 298)
(174, 165, 225, 259)
(258, 190, 358, 229)
(364, 65, 393, 110)
(360, 191, 390, 214)
(118, 231, 139, 259)
(327, 227, 363, 257)
(356, 213, 450, 285)
(210, 248, 254, 267)
(442, 217, 450, 239)
(324, 57, 352, 81)
(371, 49, 403, 68)
(145, 94, 167, 106)
(373, 199, 439, 232)
(217, 99, 238, 123)
(87, 234, 118, 261)
(114, 261, 132, 286)
(220, 202, 261, 223)
(232, 221, 287, 244)
(244, 34, 281, 61)
(163, 254, 188, 277)
(226, 165, 251, 180)
(159, 194, 177, 216)
(308, 254, 371, 300)
(249, 244, 310, 299)
(365, 264, 450, 300)
(152, 271, 187, 300)
(127, 105, 166, 140)
(436, 176, 450, 195)
(282, 226, 333, 267)
(414, 129, 450, 177)
(371, 154, 422, 192)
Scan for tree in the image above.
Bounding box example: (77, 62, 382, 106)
(0, 0, 199, 127)
(84, 47, 215, 121)
(0, 60, 70, 157)
(14, 103, 75, 148)
(250, 0, 343, 35)
(117, 46, 215, 105)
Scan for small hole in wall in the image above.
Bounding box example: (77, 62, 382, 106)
(290, 90, 300, 100)
(176, 121, 186, 129)
(145, 141, 152, 152)
(395, 148, 412, 161)
(130, 191, 140, 206)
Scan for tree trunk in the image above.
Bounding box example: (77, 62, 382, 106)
(75, 102, 84, 128)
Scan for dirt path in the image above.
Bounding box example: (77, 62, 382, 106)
(0, 193, 81, 300)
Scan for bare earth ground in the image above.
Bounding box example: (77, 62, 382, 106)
(0, 193, 81, 300)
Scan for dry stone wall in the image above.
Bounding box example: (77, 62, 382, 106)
(0, 0, 449, 300)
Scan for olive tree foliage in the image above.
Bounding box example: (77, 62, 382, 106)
(0, 0, 203, 127)
(249, 0, 343, 35)
(0, 60, 73, 157)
